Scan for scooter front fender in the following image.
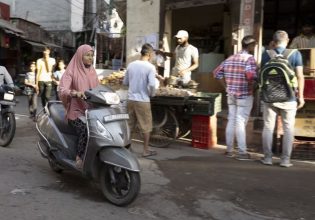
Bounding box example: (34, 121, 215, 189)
(99, 147, 140, 172)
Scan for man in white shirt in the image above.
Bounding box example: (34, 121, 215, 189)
(162, 30, 199, 85)
(289, 23, 315, 49)
(36, 47, 56, 107)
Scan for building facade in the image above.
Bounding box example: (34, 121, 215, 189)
(2, 0, 84, 51)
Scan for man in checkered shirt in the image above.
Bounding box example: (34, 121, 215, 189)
(213, 35, 257, 161)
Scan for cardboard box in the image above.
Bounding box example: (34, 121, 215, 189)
(192, 72, 225, 93)
(295, 117, 315, 137)
(297, 101, 315, 116)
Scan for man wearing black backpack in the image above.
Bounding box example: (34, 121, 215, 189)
(260, 30, 305, 168)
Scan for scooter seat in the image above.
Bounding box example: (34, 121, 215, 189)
(48, 102, 77, 135)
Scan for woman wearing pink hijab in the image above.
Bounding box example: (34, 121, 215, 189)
(59, 44, 99, 168)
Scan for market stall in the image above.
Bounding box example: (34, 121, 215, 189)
(100, 72, 222, 148)
(149, 91, 221, 148)
(291, 48, 315, 160)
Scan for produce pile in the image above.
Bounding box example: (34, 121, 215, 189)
(99, 71, 198, 97)
(155, 87, 195, 97)
(100, 70, 127, 90)
(155, 76, 198, 97)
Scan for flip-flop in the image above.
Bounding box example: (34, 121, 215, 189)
(142, 150, 157, 158)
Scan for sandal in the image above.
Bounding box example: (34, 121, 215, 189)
(142, 150, 157, 158)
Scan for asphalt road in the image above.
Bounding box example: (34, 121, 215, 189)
(0, 95, 314, 220)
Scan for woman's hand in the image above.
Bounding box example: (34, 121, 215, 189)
(70, 90, 86, 99)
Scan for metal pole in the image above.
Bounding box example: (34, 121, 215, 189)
(120, 36, 125, 69)
(91, 0, 97, 67)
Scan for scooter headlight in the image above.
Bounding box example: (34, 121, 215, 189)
(96, 120, 112, 140)
(100, 92, 120, 105)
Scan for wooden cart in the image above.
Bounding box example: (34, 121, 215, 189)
(148, 93, 222, 148)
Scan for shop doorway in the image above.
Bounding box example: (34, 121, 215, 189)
(263, 0, 315, 47)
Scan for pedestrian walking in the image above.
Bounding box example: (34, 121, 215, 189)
(36, 47, 56, 107)
(52, 59, 66, 100)
(24, 61, 38, 121)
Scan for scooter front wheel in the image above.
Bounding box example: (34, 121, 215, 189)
(0, 112, 16, 147)
(100, 164, 140, 206)
(48, 156, 63, 173)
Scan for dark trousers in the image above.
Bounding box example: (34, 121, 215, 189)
(28, 93, 37, 117)
(68, 118, 87, 159)
(38, 81, 52, 107)
(157, 66, 165, 76)
(52, 84, 59, 100)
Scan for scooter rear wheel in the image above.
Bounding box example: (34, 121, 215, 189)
(100, 164, 140, 206)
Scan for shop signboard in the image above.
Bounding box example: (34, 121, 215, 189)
(240, 0, 255, 36)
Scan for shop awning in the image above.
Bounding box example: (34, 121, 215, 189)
(0, 19, 24, 36)
(23, 40, 47, 52)
(43, 42, 62, 48)
(166, 0, 226, 10)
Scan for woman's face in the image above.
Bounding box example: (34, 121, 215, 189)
(82, 50, 94, 66)
(43, 49, 50, 58)
(58, 61, 65, 70)
(30, 63, 36, 72)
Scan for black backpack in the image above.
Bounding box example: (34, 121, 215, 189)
(259, 49, 298, 103)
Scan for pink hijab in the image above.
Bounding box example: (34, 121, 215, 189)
(59, 44, 99, 120)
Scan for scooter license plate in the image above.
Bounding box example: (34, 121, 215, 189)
(104, 113, 129, 122)
(4, 93, 14, 101)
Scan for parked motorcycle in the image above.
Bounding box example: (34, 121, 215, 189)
(0, 84, 16, 147)
(36, 85, 141, 206)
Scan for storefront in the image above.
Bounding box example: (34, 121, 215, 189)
(262, 0, 315, 159)
(125, 0, 315, 153)
(0, 19, 24, 79)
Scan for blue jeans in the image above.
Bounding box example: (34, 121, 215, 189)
(226, 95, 253, 154)
(262, 102, 297, 161)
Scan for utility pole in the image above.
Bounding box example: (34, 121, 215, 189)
(89, 0, 98, 67)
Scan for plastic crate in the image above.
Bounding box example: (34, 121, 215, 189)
(187, 92, 222, 116)
(191, 115, 217, 149)
(291, 139, 315, 161)
(151, 96, 188, 106)
(304, 79, 315, 100)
